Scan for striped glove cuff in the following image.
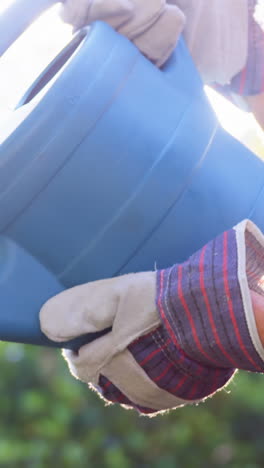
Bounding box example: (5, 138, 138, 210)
(98, 221, 264, 415)
(156, 220, 264, 374)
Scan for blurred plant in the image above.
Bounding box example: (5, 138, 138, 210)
(0, 342, 263, 467)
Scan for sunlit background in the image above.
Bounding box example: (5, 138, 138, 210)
(1, 0, 264, 158)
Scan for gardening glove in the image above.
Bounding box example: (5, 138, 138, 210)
(40, 220, 264, 415)
(60, 0, 185, 66)
(60, 0, 248, 82)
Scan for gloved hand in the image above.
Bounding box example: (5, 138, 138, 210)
(40, 220, 264, 415)
(60, 0, 248, 83)
(60, 0, 185, 66)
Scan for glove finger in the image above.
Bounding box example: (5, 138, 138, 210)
(86, 0, 134, 30)
(61, 0, 167, 36)
(60, 0, 92, 28)
(117, 0, 166, 37)
(132, 4, 185, 66)
(61, 0, 134, 30)
(40, 273, 151, 342)
(63, 330, 115, 382)
(61, 272, 159, 382)
(40, 276, 127, 342)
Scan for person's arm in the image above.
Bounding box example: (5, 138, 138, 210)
(40, 220, 264, 415)
(210, 0, 264, 131)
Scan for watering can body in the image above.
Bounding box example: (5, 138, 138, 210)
(0, 10, 264, 348)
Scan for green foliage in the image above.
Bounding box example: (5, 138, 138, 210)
(0, 342, 264, 467)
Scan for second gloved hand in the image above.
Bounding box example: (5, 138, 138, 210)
(60, 0, 185, 66)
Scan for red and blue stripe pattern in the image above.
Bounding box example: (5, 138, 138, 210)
(156, 229, 264, 372)
(97, 375, 155, 414)
(97, 227, 264, 415)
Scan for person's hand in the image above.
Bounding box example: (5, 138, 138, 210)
(60, 0, 248, 85)
(40, 220, 264, 415)
(60, 0, 185, 66)
(40, 271, 188, 414)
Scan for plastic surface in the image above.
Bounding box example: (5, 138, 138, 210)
(0, 238, 109, 349)
(0, 11, 264, 349)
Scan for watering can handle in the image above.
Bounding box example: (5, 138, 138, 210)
(0, 0, 202, 96)
(0, 0, 62, 57)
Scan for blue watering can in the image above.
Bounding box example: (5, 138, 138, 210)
(0, 0, 264, 350)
